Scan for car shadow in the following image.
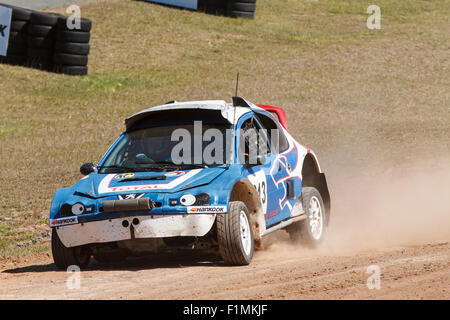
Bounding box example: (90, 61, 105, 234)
(2, 251, 226, 274)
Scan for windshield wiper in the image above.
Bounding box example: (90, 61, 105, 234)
(177, 163, 209, 169)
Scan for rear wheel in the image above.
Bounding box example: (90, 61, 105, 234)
(287, 187, 325, 247)
(217, 201, 254, 265)
(51, 228, 91, 270)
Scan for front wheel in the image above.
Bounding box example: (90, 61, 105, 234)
(51, 228, 91, 270)
(287, 187, 326, 247)
(217, 201, 254, 265)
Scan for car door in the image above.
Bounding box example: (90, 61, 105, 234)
(254, 112, 300, 226)
(238, 115, 273, 221)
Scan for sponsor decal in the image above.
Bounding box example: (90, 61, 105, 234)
(187, 206, 227, 214)
(50, 216, 78, 227)
(115, 173, 135, 180)
(165, 171, 185, 177)
(118, 193, 145, 200)
(98, 169, 202, 194)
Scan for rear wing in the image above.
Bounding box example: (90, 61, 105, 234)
(256, 105, 288, 130)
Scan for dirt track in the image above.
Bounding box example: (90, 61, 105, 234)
(2, 108, 449, 301)
(0, 0, 448, 300)
(1, 162, 450, 300)
(0, 240, 448, 300)
(1, 162, 449, 300)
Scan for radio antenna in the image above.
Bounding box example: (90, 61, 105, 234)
(232, 72, 240, 123)
(235, 72, 239, 97)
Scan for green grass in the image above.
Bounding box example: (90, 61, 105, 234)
(0, 0, 449, 257)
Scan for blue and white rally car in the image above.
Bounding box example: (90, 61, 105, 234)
(50, 97, 330, 268)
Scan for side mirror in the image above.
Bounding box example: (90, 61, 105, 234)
(80, 162, 96, 176)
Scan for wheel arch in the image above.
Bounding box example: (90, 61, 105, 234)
(229, 179, 266, 248)
(302, 153, 331, 224)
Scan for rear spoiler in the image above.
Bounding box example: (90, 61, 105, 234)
(256, 105, 288, 130)
(231, 97, 288, 130)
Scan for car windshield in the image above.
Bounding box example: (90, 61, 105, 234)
(99, 123, 231, 173)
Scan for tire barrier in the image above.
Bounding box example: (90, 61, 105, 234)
(26, 11, 61, 71)
(198, 0, 257, 19)
(0, 4, 91, 76)
(53, 16, 91, 76)
(228, 0, 257, 19)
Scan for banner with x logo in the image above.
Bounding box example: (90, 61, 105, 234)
(0, 5, 12, 57)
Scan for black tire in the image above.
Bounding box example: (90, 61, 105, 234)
(26, 58, 53, 70)
(56, 30, 90, 43)
(217, 201, 254, 265)
(4, 54, 26, 66)
(59, 65, 88, 76)
(230, 10, 255, 19)
(10, 20, 28, 32)
(28, 47, 52, 58)
(54, 53, 88, 66)
(51, 228, 91, 270)
(12, 7, 32, 21)
(55, 42, 90, 55)
(57, 16, 92, 32)
(9, 31, 27, 45)
(7, 45, 26, 55)
(27, 24, 54, 37)
(286, 187, 326, 247)
(30, 11, 60, 26)
(231, 2, 256, 12)
(198, 0, 228, 11)
(27, 36, 54, 49)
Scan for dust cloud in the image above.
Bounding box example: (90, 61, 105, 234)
(260, 157, 450, 259)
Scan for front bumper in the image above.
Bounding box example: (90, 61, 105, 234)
(55, 214, 217, 248)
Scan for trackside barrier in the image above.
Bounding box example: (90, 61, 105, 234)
(0, 3, 91, 76)
(145, 0, 257, 19)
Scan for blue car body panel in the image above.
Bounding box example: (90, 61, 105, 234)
(50, 101, 323, 235)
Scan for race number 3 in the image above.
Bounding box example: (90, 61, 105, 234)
(248, 170, 268, 214)
(253, 181, 266, 205)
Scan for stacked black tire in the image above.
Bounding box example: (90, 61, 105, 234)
(27, 11, 61, 71)
(0, 4, 31, 66)
(227, 0, 257, 19)
(198, 0, 257, 19)
(0, 4, 91, 76)
(198, 0, 228, 15)
(53, 16, 91, 76)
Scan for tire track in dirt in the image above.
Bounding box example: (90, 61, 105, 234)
(0, 242, 448, 299)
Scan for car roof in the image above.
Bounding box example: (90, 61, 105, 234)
(125, 100, 255, 129)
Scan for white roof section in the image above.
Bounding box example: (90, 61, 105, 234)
(125, 100, 253, 129)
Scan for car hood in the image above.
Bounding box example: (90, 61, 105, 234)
(73, 167, 227, 198)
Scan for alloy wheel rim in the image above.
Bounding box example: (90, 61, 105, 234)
(308, 196, 323, 240)
(239, 210, 252, 256)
